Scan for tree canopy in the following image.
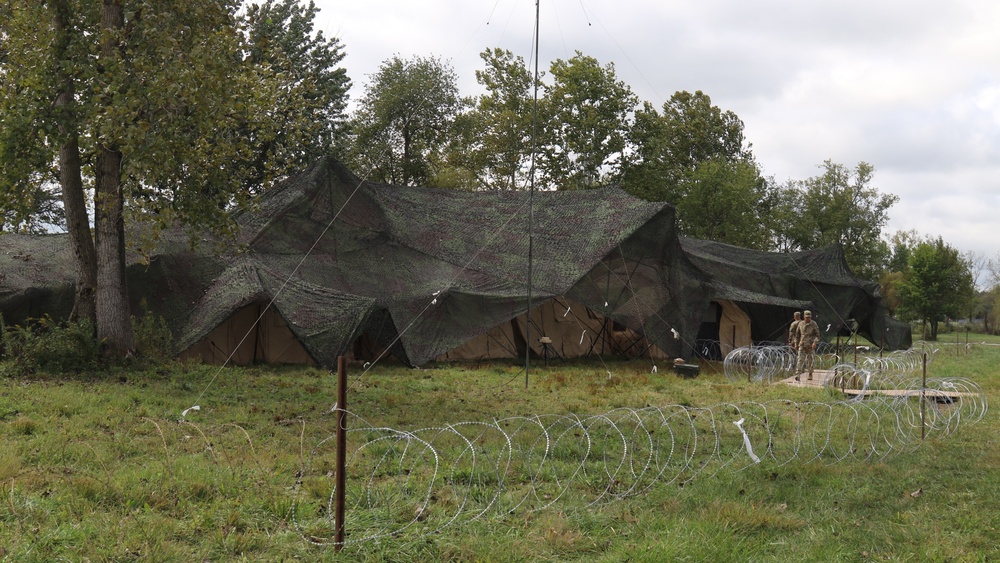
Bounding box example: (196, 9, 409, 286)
(346, 54, 464, 186)
(623, 90, 752, 199)
(621, 91, 773, 249)
(0, 0, 351, 357)
(462, 48, 537, 191)
(898, 237, 974, 340)
(538, 52, 636, 190)
(774, 161, 897, 281)
(242, 0, 352, 188)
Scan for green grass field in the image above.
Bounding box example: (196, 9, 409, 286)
(1, 336, 999, 561)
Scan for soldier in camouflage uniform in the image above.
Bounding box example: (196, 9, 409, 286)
(788, 311, 802, 351)
(796, 310, 820, 381)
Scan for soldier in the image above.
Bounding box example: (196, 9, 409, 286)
(788, 311, 802, 351)
(796, 310, 820, 381)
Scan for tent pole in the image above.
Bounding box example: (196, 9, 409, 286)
(253, 303, 262, 365)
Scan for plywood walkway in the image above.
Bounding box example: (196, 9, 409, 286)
(777, 369, 836, 388)
(777, 369, 973, 399)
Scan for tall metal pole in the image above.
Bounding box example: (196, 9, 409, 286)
(525, 0, 540, 389)
(335, 356, 348, 550)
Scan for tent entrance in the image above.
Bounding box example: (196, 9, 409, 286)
(694, 300, 752, 360)
(180, 303, 317, 366)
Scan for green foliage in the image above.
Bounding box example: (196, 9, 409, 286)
(241, 0, 352, 187)
(673, 158, 777, 250)
(539, 51, 637, 190)
(457, 48, 537, 191)
(347, 54, 464, 186)
(131, 314, 176, 365)
(622, 91, 774, 250)
(984, 288, 1000, 335)
(774, 160, 898, 281)
(899, 236, 975, 339)
(0, 3, 78, 234)
(624, 90, 753, 199)
(0, 313, 176, 374)
(1, 316, 98, 375)
(886, 229, 921, 275)
(2, 1, 352, 357)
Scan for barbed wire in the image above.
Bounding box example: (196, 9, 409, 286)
(6, 360, 981, 552)
(721, 341, 938, 384)
(291, 380, 986, 548)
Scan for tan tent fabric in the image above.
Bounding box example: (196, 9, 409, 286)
(181, 304, 316, 366)
(717, 300, 751, 356)
(438, 297, 667, 362)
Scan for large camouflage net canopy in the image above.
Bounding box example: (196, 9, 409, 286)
(0, 157, 909, 368)
(680, 238, 911, 350)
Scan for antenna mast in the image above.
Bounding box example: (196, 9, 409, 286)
(525, 0, 540, 389)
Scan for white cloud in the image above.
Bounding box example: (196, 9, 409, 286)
(312, 0, 1000, 258)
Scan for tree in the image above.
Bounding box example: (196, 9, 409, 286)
(347, 54, 463, 186)
(672, 158, 777, 250)
(982, 287, 1000, 335)
(879, 270, 906, 317)
(885, 229, 920, 274)
(1, 1, 338, 358)
(983, 250, 1000, 334)
(898, 237, 974, 340)
(623, 90, 752, 201)
(539, 52, 636, 190)
(775, 161, 898, 281)
(457, 48, 536, 191)
(622, 102, 681, 202)
(242, 0, 351, 187)
(963, 250, 988, 322)
(1, 1, 102, 324)
(989, 250, 1000, 288)
(621, 90, 773, 249)
(878, 229, 921, 318)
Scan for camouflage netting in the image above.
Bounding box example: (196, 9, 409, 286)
(0, 157, 910, 368)
(680, 238, 911, 349)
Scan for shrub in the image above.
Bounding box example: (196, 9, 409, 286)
(132, 314, 176, 366)
(1, 315, 99, 374)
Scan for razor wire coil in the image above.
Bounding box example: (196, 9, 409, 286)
(292, 380, 986, 548)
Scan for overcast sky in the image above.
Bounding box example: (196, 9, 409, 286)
(311, 0, 999, 266)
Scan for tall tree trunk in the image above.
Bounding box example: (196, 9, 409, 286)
(51, 0, 98, 325)
(95, 146, 133, 356)
(402, 126, 411, 186)
(95, 0, 134, 357)
(59, 130, 98, 324)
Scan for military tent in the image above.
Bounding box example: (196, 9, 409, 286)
(0, 157, 909, 368)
